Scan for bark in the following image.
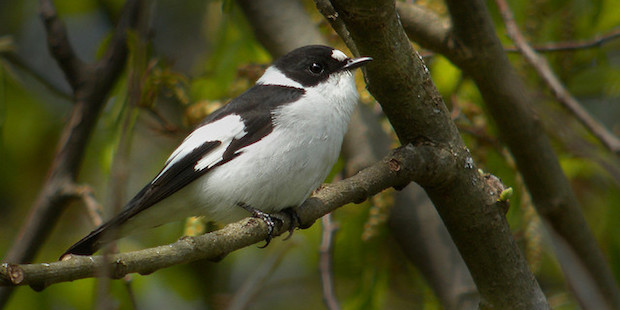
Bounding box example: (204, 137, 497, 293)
(1, 143, 456, 289)
(388, 183, 479, 310)
(237, 0, 323, 58)
(397, 1, 620, 308)
(0, 0, 143, 306)
(236, 1, 479, 307)
(319, 0, 549, 308)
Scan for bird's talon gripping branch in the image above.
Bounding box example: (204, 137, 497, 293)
(238, 202, 277, 247)
(281, 207, 301, 240)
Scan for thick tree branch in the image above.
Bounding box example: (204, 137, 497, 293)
(388, 183, 479, 310)
(236, 0, 323, 58)
(1, 143, 455, 288)
(396, 1, 620, 308)
(313, 0, 359, 57)
(394, 2, 453, 57)
(236, 2, 477, 307)
(319, 0, 548, 308)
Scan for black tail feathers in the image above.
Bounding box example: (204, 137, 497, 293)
(60, 230, 103, 259)
(60, 183, 155, 259)
(59, 220, 123, 259)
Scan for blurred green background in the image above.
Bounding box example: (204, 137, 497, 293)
(1, 0, 619, 309)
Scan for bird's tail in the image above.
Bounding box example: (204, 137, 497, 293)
(60, 184, 154, 259)
(59, 219, 124, 259)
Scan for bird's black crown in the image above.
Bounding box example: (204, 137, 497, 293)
(272, 45, 352, 88)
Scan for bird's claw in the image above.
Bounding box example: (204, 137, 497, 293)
(281, 207, 300, 241)
(237, 203, 300, 247)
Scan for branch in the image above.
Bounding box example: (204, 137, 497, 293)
(39, 0, 86, 91)
(319, 214, 340, 310)
(0, 47, 73, 99)
(313, 0, 360, 57)
(236, 0, 324, 58)
(320, 0, 548, 308)
(1, 0, 144, 306)
(3, 0, 142, 264)
(394, 2, 454, 57)
(227, 243, 290, 310)
(0, 143, 455, 288)
(396, 0, 620, 307)
(505, 27, 620, 53)
(495, 0, 620, 156)
(237, 2, 477, 307)
(388, 183, 479, 309)
(394, 4, 620, 57)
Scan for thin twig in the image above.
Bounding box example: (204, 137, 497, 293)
(312, 0, 360, 57)
(320, 214, 340, 310)
(417, 28, 620, 58)
(75, 185, 104, 227)
(123, 275, 138, 310)
(505, 27, 620, 53)
(0, 49, 73, 100)
(495, 0, 620, 156)
(227, 245, 291, 310)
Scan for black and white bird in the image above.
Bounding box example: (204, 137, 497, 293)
(61, 45, 372, 257)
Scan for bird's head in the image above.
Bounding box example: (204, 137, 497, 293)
(257, 45, 372, 90)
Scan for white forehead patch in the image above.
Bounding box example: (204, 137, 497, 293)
(257, 66, 304, 89)
(331, 49, 348, 61)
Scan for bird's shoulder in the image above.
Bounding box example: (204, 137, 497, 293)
(115, 84, 306, 221)
(200, 84, 306, 126)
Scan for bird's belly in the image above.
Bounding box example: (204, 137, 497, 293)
(187, 128, 342, 223)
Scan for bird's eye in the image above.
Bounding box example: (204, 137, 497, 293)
(308, 62, 324, 75)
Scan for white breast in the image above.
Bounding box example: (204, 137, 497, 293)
(192, 70, 359, 223)
(131, 69, 360, 227)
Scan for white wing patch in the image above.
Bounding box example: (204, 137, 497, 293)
(331, 49, 348, 61)
(153, 114, 246, 181)
(257, 67, 303, 89)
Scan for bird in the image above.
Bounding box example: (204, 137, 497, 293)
(61, 45, 372, 258)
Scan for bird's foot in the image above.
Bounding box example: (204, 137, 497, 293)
(280, 207, 300, 241)
(237, 203, 277, 247)
(237, 203, 300, 248)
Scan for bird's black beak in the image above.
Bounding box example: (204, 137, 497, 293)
(342, 56, 373, 71)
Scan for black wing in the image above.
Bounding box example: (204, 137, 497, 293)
(61, 85, 304, 257)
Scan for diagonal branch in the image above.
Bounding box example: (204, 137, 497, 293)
(39, 0, 86, 91)
(495, 0, 620, 156)
(0, 143, 456, 289)
(313, 0, 360, 57)
(1, 0, 144, 307)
